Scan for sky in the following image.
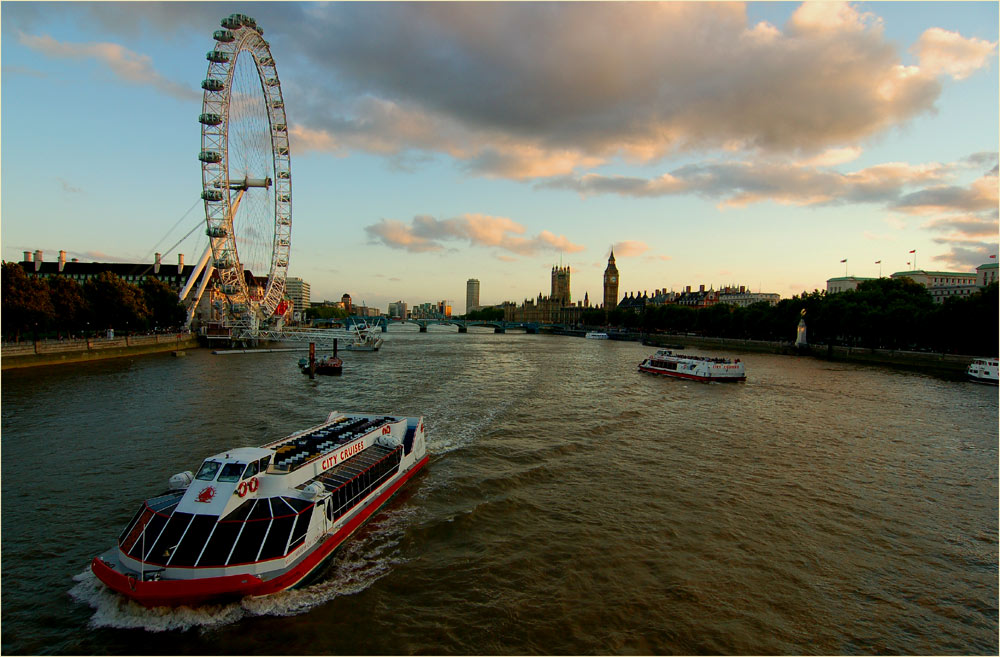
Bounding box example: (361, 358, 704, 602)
(2, 1, 997, 313)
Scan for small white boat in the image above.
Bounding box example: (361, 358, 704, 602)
(91, 412, 428, 607)
(585, 331, 609, 340)
(967, 358, 998, 385)
(343, 323, 384, 351)
(639, 349, 746, 382)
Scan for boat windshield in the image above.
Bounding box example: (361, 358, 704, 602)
(218, 462, 247, 483)
(195, 460, 222, 481)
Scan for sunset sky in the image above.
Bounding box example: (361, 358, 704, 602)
(2, 2, 997, 312)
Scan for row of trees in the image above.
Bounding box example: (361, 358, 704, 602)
(581, 277, 997, 356)
(2, 263, 186, 341)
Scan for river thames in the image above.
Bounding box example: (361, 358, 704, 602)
(2, 328, 996, 654)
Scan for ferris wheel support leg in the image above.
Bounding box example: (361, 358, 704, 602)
(179, 242, 215, 303)
(184, 263, 216, 329)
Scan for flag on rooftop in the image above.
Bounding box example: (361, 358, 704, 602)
(840, 259, 847, 263)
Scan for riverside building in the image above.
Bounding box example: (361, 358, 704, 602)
(466, 279, 480, 314)
(285, 277, 310, 318)
(12, 249, 249, 328)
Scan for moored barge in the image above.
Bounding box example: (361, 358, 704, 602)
(91, 412, 428, 606)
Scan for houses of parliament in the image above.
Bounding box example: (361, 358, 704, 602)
(502, 251, 619, 323)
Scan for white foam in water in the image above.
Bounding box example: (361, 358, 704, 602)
(70, 506, 418, 632)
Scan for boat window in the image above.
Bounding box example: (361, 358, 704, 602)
(258, 455, 271, 472)
(243, 461, 259, 479)
(218, 462, 247, 483)
(169, 514, 218, 567)
(195, 460, 222, 481)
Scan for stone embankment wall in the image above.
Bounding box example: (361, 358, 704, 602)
(643, 333, 973, 376)
(1, 334, 201, 369)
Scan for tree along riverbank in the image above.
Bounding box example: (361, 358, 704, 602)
(641, 333, 974, 378)
(1, 333, 200, 369)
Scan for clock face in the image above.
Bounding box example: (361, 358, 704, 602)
(610, 276, 617, 283)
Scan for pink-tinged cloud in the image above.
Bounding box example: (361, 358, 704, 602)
(891, 173, 999, 215)
(922, 214, 1000, 239)
(364, 214, 585, 256)
(612, 241, 649, 257)
(930, 239, 1000, 270)
(646, 255, 673, 262)
(913, 28, 998, 80)
(543, 158, 954, 208)
(18, 32, 198, 101)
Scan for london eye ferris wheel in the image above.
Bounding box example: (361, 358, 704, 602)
(198, 13, 291, 332)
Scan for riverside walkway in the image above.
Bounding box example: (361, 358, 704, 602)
(1, 333, 199, 369)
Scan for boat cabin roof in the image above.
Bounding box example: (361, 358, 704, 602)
(204, 447, 273, 462)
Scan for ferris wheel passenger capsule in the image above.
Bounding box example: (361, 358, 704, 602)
(201, 189, 224, 201)
(198, 150, 222, 164)
(206, 226, 228, 238)
(213, 29, 235, 43)
(199, 113, 223, 126)
(201, 79, 225, 92)
(207, 50, 230, 63)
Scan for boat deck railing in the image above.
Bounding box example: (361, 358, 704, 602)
(297, 443, 403, 521)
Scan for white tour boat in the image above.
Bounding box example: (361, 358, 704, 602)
(343, 323, 384, 351)
(585, 331, 609, 340)
(966, 357, 998, 385)
(638, 349, 746, 382)
(91, 412, 428, 607)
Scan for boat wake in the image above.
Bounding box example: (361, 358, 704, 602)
(69, 505, 418, 632)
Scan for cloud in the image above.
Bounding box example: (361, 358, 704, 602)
(364, 214, 585, 256)
(265, 3, 958, 178)
(891, 174, 999, 215)
(57, 178, 83, 194)
(18, 32, 198, 101)
(14, 3, 991, 184)
(543, 158, 953, 207)
(646, 255, 673, 262)
(922, 214, 999, 240)
(930, 240, 999, 270)
(612, 241, 649, 257)
(913, 28, 997, 80)
(2, 64, 48, 78)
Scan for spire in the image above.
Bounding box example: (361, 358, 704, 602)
(608, 248, 615, 264)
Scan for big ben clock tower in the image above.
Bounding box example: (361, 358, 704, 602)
(603, 249, 619, 313)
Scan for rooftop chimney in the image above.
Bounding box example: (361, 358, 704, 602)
(34, 250, 43, 271)
(154, 253, 162, 275)
(58, 250, 67, 272)
(23, 251, 32, 263)
(178, 253, 185, 274)
(699, 284, 705, 292)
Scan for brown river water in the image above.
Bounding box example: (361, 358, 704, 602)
(1, 327, 996, 654)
